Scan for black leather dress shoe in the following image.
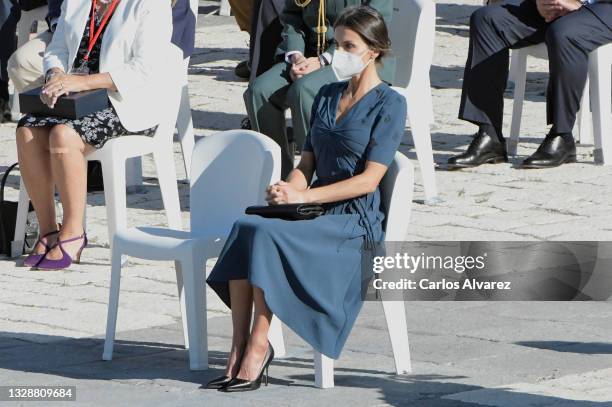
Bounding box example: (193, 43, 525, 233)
(0, 98, 12, 123)
(234, 60, 251, 79)
(521, 133, 577, 169)
(205, 375, 233, 389)
(447, 129, 508, 169)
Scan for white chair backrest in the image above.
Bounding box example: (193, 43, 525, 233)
(151, 45, 184, 141)
(390, 0, 436, 88)
(189, 0, 199, 16)
(189, 130, 281, 234)
(380, 152, 415, 242)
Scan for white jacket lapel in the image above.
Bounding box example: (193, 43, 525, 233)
(67, 0, 91, 72)
(101, 0, 129, 66)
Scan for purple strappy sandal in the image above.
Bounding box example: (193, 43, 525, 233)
(35, 232, 88, 271)
(22, 230, 60, 268)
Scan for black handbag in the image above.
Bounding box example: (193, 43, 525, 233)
(87, 161, 104, 192)
(0, 163, 37, 257)
(245, 203, 325, 221)
(20, 87, 110, 120)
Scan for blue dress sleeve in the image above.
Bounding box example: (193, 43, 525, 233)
(303, 84, 328, 153)
(365, 90, 407, 166)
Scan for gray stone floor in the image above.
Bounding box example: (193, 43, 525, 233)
(1, 1, 611, 406)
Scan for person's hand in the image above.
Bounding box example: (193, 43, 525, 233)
(290, 53, 306, 65)
(288, 53, 313, 81)
(41, 73, 89, 108)
(537, 0, 581, 22)
(536, 0, 563, 21)
(266, 180, 307, 205)
(292, 57, 322, 77)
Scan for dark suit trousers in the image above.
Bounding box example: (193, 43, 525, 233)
(459, 0, 612, 135)
(0, 0, 19, 99)
(248, 0, 284, 82)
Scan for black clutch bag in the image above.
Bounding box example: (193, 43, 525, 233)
(0, 163, 37, 257)
(20, 87, 110, 119)
(245, 203, 325, 221)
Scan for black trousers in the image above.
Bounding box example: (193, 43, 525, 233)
(459, 0, 612, 135)
(248, 0, 284, 82)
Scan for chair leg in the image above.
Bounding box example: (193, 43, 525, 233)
(11, 178, 30, 258)
(180, 253, 208, 370)
(153, 148, 183, 230)
(177, 84, 195, 182)
(590, 48, 612, 165)
(99, 157, 127, 250)
(406, 98, 439, 204)
(577, 77, 593, 145)
(314, 350, 334, 389)
(102, 244, 124, 361)
(268, 316, 286, 357)
(219, 0, 231, 16)
(508, 50, 528, 156)
(508, 49, 520, 85)
(125, 157, 143, 188)
(381, 300, 412, 375)
(174, 260, 190, 350)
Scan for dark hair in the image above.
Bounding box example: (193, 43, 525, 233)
(333, 6, 392, 63)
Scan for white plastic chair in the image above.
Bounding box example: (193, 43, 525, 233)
(271, 153, 415, 388)
(389, 0, 439, 204)
(313, 152, 415, 388)
(11, 55, 184, 258)
(174, 0, 199, 182)
(219, 0, 231, 16)
(508, 42, 612, 165)
(102, 130, 286, 370)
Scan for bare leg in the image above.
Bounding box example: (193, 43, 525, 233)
(226, 279, 253, 377)
(236, 285, 272, 381)
(16, 126, 59, 254)
(45, 125, 94, 260)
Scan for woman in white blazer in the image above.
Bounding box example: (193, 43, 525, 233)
(15, 0, 175, 270)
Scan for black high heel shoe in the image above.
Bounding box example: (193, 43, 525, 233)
(206, 375, 233, 389)
(206, 346, 246, 389)
(219, 342, 274, 392)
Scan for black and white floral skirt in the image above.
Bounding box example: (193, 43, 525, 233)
(17, 104, 157, 149)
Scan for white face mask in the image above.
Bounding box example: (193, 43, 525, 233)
(331, 49, 373, 81)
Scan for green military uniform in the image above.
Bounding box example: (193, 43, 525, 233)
(244, 0, 396, 179)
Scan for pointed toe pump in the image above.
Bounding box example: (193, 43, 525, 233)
(219, 343, 275, 392)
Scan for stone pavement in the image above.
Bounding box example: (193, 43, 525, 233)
(1, 1, 612, 406)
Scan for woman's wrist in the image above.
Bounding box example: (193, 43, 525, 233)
(302, 188, 314, 204)
(45, 68, 63, 83)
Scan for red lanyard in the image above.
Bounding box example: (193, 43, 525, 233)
(83, 0, 120, 61)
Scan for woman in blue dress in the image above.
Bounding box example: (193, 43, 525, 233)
(206, 5, 407, 392)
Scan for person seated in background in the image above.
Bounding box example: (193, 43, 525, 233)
(244, 0, 285, 82)
(6, 0, 63, 99)
(0, 0, 19, 121)
(170, 0, 197, 61)
(15, 0, 175, 271)
(228, 0, 254, 78)
(9, 0, 195, 99)
(244, 0, 395, 180)
(205, 6, 407, 393)
(448, 0, 612, 169)
(1, 0, 60, 121)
